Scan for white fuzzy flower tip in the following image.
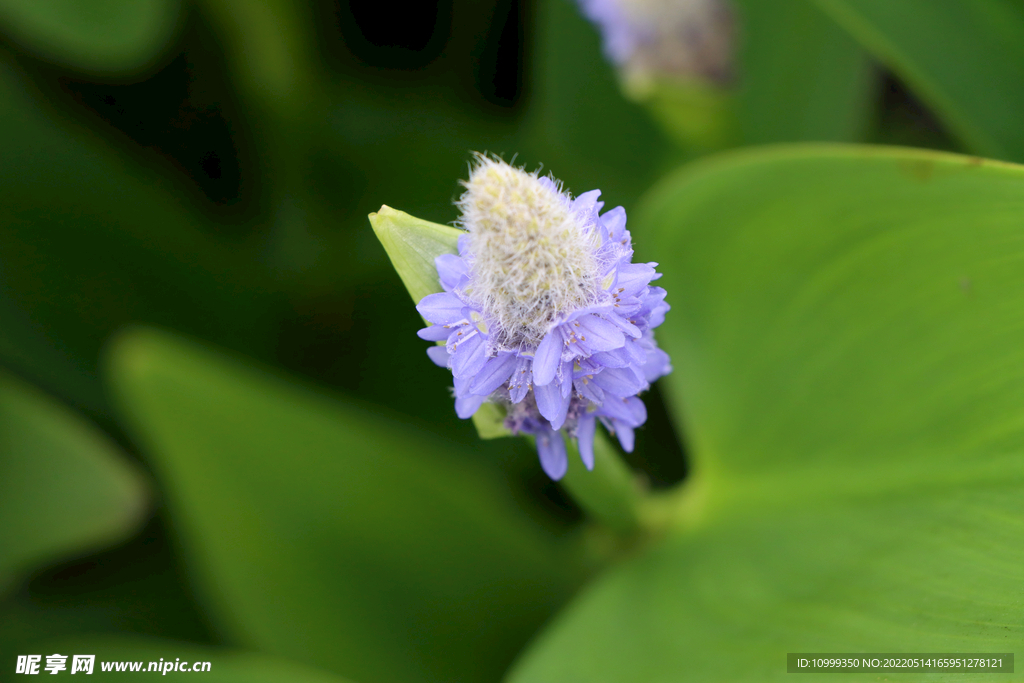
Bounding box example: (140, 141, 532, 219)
(458, 156, 600, 348)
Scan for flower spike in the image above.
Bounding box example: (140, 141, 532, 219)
(414, 156, 672, 480)
(577, 0, 734, 85)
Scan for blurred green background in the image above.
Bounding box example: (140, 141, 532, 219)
(0, 0, 1008, 681)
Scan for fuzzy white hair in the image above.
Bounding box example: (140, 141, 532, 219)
(457, 155, 600, 349)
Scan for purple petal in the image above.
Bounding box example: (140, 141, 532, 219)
(451, 333, 488, 378)
(417, 324, 452, 341)
(575, 375, 605, 403)
(612, 294, 644, 316)
(573, 189, 603, 218)
(573, 314, 626, 353)
(641, 344, 672, 382)
(576, 414, 596, 470)
(446, 325, 477, 353)
(535, 381, 570, 429)
(453, 373, 471, 397)
(533, 327, 563, 386)
(605, 312, 642, 338)
(591, 365, 646, 397)
(470, 352, 517, 395)
(508, 356, 532, 403)
(575, 356, 603, 376)
(598, 396, 632, 423)
(615, 262, 657, 297)
(623, 338, 647, 365)
(455, 393, 488, 419)
(590, 347, 630, 369)
(593, 339, 644, 368)
(567, 301, 618, 321)
(614, 423, 635, 452)
(426, 346, 449, 368)
(560, 360, 574, 398)
(416, 292, 466, 325)
(641, 289, 670, 329)
(641, 285, 668, 307)
(598, 396, 647, 427)
(624, 396, 647, 424)
(647, 303, 670, 330)
(435, 254, 468, 290)
(600, 206, 627, 240)
(536, 429, 568, 480)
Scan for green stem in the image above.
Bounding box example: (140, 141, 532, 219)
(560, 429, 649, 534)
(559, 428, 702, 539)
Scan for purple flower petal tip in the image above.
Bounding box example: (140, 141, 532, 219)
(537, 429, 568, 480)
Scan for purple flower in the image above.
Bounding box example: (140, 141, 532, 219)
(415, 157, 671, 480)
(576, 0, 733, 84)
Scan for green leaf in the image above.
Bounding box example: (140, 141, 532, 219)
(0, 371, 147, 595)
(105, 328, 585, 683)
(368, 206, 462, 306)
(508, 145, 1024, 681)
(34, 636, 357, 682)
(812, 0, 1024, 161)
(733, 0, 875, 144)
(0, 0, 180, 74)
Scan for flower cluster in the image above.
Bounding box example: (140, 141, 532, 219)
(576, 0, 733, 84)
(416, 157, 671, 479)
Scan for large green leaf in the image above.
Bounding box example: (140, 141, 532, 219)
(508, 145, 1024, 681)
(106, 328, 587, 683)
(0, 0, 180, 74)
(33, 636, 356, 682)
(812, 0, 1024, 162)
(0, 371, 147, 595)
